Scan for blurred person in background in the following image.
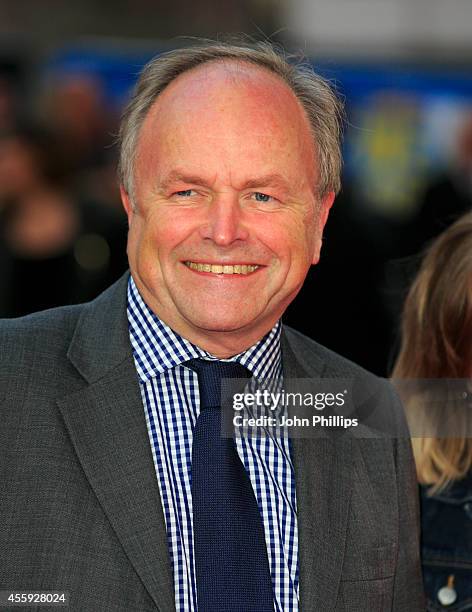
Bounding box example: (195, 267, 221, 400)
(40, 74, 112, 172)
(413, 112, 472, 252)
(0, 126, 127, 317)
(39, 73, 122, 212)
(284, 185, 392, 376)
(0, 59, 28, 132)
(392, 211, 472, 610)
(0, 75, 17, 132)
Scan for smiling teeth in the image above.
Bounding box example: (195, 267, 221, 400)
(185, 262, 259, 274)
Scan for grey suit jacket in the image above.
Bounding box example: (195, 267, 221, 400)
(0, 273, 425, 611)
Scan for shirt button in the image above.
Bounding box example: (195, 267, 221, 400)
(437, 575, 457, 607)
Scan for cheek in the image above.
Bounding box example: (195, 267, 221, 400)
(260, 213, 316, 265)
(132, 209, 197, 265)
(298, 212, 319, 256)
(126, 217, 141, 265)
(150, 213, 195, 257)
(127, 215, 160, 269)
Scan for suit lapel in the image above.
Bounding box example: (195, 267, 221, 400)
(282, 331, 353, 612)
(58, 274, 175, 612)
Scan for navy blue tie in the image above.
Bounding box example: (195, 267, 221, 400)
(186, 359, 274, 612)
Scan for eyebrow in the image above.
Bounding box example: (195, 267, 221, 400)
(159, 171, 210, 191)
(241, 174, 290, 192)
(159, 171, 291, 193)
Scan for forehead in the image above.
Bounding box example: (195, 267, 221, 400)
(135, 60, 316, 189)
(146, 60, 312, 143)
(157, 60, 302, 114)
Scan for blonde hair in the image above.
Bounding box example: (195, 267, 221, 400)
(118, 39, 344, 204)
(392, 211, 472, 493)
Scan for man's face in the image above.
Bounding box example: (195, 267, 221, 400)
(122, 61, 334, 356)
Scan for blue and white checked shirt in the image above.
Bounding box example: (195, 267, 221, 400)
(127, 276, 299, 611)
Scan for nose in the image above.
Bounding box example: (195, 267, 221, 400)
(199, 194, 249, 245)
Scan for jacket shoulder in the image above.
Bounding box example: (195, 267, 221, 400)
(283, 324, 379, 381)
(0, 305, 85, 387)
(0, 304, 83, 352)
(283, 325, 408, 435)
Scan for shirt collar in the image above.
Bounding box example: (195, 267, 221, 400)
(127, 275, 282, 384)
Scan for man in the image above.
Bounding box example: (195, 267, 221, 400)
(0, 41, 424, 611)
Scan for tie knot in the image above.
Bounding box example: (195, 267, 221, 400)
(184, 358, 251, 409)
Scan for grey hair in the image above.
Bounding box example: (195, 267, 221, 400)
(118, 40, 344, 204)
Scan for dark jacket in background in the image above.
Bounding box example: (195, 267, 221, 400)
(421, 473, 472, 611)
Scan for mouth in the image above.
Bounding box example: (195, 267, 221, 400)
(184, 261, 261, 275)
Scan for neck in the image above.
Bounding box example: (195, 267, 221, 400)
(171, 324, 274, 359)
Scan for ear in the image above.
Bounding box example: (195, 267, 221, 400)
(120, 185, 135, 226)
(311, 191, 335, 265)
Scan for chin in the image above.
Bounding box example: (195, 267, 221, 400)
(192, 318, 251, 333)
(185, 311, 259, 335)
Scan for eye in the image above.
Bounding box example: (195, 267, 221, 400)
(253, 192, 274, 203)
(174, 189, 196, 197)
